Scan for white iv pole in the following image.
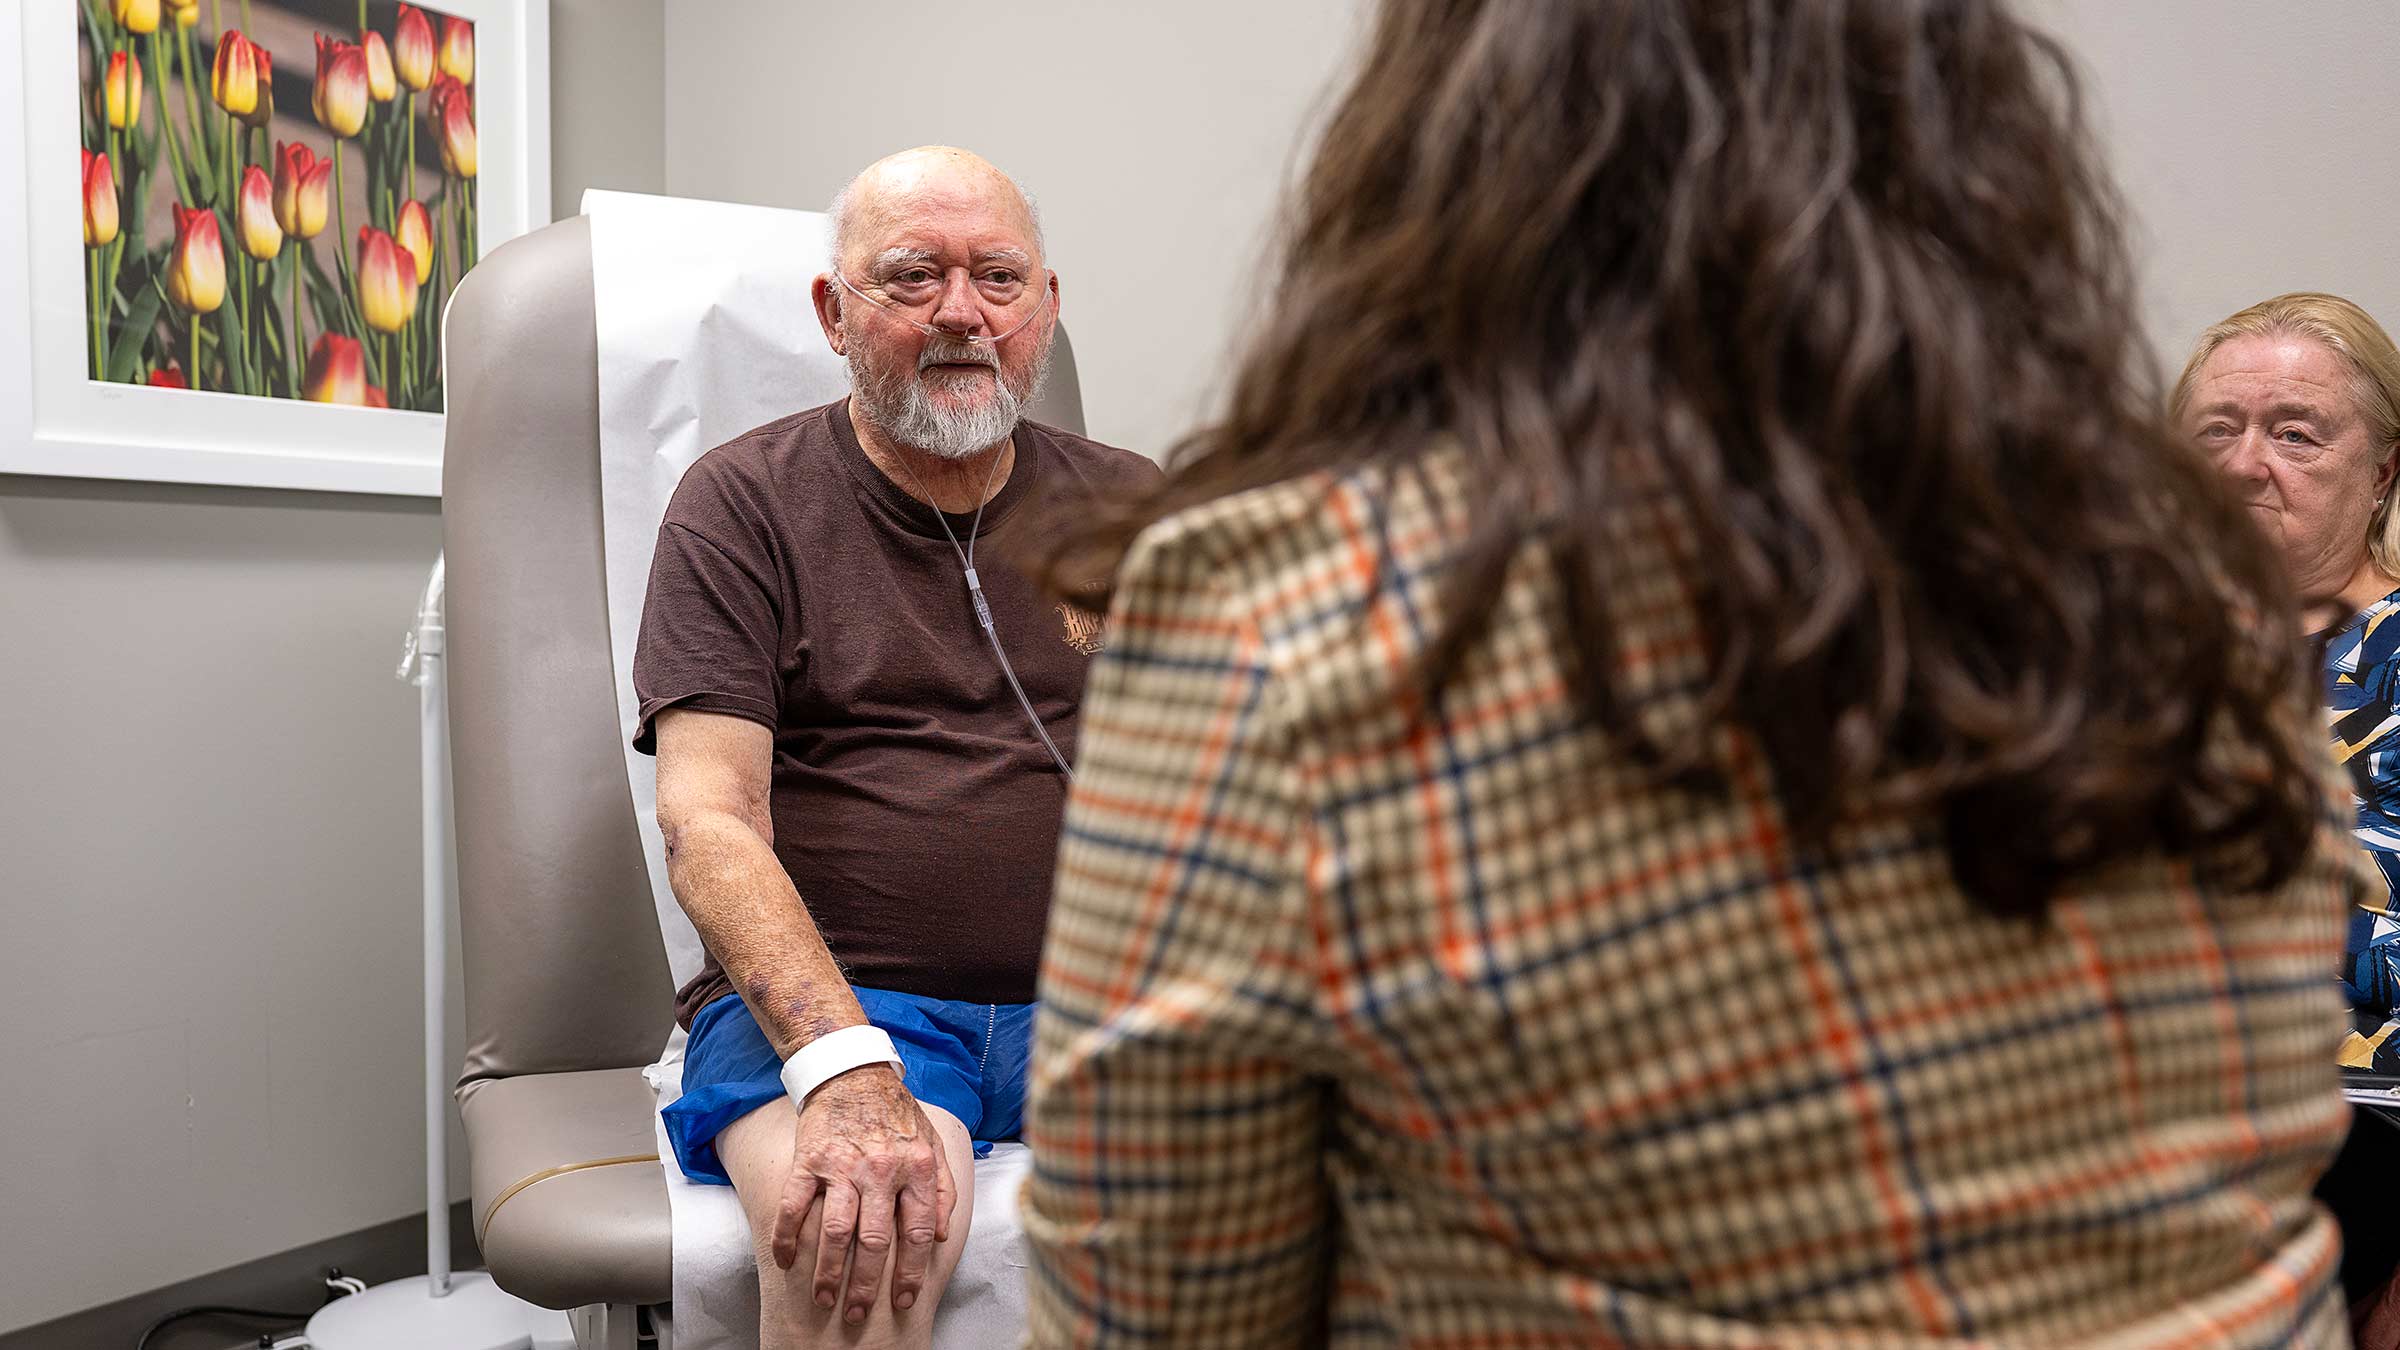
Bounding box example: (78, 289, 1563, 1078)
(303, 555, 569, 1350)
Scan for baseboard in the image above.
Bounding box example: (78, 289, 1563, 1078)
(0, 1203, 481, 1350)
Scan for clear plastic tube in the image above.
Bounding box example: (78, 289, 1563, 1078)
(888, 433, 1077, 779)
(831, 269, 1054, 346)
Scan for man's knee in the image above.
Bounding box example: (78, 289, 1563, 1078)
(719, 1100, 978, 1350)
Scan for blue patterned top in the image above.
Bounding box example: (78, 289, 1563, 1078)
(2323, 587, 2400, 1068)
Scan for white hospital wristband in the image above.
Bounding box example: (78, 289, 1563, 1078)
(780, 1025, 904, 1107)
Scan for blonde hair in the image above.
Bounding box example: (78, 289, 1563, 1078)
(2173, 291, 2400, 575)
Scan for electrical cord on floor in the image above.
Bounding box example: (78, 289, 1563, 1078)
(131, 1304, 311, 1350)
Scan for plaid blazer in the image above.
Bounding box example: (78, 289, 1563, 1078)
(1022, 445, 2362, 1348)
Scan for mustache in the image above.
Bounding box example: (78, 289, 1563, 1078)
(918, 340, 999, 373)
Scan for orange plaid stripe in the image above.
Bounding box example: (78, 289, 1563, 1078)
(1022, 448, 2359, 1348)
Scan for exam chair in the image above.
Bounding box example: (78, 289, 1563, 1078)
(441, 213, 1089, 1348)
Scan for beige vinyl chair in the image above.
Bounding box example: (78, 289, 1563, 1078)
(440, 214, 1088, 1349)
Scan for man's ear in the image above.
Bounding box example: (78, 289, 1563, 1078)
(812, 274, 847, 356)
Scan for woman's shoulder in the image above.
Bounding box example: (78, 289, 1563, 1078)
(1118, 446, 1467, 636)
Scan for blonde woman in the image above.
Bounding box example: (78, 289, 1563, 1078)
(2182, 291, 2400, 1341)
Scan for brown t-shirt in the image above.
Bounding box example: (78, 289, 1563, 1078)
(632, 399, 1157, 1029)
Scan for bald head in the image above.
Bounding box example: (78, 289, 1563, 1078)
(827, 146, 1044, 274)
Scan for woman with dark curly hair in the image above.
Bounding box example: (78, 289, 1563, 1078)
(1021, 2, 2370, 1345)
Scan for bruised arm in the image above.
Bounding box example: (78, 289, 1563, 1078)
(652, 707, 866, 1053)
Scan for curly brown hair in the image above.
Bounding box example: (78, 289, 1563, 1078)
(1060, 0, 2321, 917)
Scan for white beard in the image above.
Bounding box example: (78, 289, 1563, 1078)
(850, 334, 1053, 462)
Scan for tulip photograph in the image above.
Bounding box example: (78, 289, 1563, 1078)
(75, 0, 478, 411)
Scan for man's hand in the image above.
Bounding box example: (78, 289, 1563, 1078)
(774, 1064, 958, 1323)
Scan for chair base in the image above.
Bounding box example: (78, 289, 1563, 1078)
(303, 1271, 576, 1349)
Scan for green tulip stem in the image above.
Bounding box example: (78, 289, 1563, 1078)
(88, 250, 106, 379)
(333, 140, 360, 334)
(228, 242, 251, 393)
(286, 251, 302, 396)
(143, 33, 192, 206)
(105, 117, 126, 293)
(404, 92, 416, 199)
(176, 27, 210, 184)
(219, 102, 236, 211)
(248, 255, 263, 392)
(187, 312, 198, 390)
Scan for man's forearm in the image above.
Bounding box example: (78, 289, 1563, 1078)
(663, 809, 864, 1055)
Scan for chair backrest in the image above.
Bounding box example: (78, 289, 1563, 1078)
(441, 213, 1090, 1087)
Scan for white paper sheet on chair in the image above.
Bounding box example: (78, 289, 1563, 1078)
(587, 188, 850, 995)
(589, 190, 1029, 1350)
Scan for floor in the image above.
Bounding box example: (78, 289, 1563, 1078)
(140, 1316, 310, 1350)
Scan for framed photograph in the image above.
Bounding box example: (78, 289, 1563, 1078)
(0, 0, 549, 496)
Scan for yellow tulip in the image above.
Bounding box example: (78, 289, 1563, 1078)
(82, 150, 118, 249)
(304, 334, 367, 404)
(430, 76, 476, 179)
(312, 34, 368, 138)
(211, 30, 264, 121)
(112, 0, 159, 36)
(364, 31, 396, 102)
(437, 16, 472, 84)
(354, 225, 418, 334)
(396, 200, 434, 285)
(166, 204, 225, 314)
(273, 141, 333, 239)
(392, 5, 434, 91)
(102, 50, 141, 130)
(237, 165, 282, 261)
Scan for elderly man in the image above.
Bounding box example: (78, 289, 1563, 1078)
(632, 146, 1154, 1348)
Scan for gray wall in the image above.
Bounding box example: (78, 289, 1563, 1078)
(662, 1, 2400, 461)
(0, 0, 664, 1333)
(2027, 0, 2400, 371)
(659, 0, 1374, 460)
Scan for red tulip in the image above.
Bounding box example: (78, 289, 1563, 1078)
(237, 165, 281, 260)
(212, 31, 270, 125)
(437, 16, 472, 84)
(363, 31, 396, 103)
(304, 333, 366, 404)
(166, 203, 224, 313)
(81, 149, 118, 248)
(246, 45, 276, 127)
(395, 199, 434, 285)
(272, 140, 333, 239)
(365, 385, 389, 408)
(312, 34, 367, 138)
(102, 50, 141, 130)
(392, 5, 434, 92)
(147, 363, 188, 388)
(355, 225, 417, 333)
(428, 75, 475, 178)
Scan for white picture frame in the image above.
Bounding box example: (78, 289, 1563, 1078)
(0, 0, 550, 496)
